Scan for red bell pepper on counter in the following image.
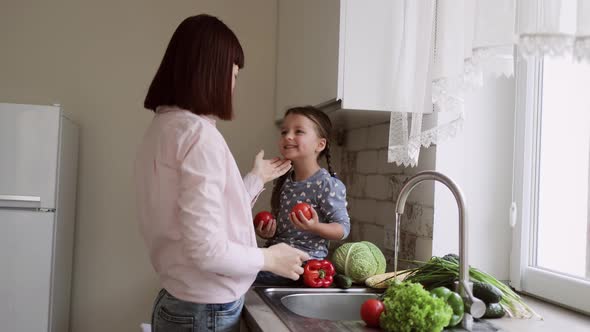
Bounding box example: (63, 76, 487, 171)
(303, 259, 335, 288)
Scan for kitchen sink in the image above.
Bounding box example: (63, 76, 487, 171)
(281, 289, 381, 321)
(254, 287, 383, 331)
(253, 286, 504, 332)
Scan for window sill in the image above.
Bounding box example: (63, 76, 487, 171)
(492, 293, 590, 332)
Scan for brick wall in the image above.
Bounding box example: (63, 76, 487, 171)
(328, 122, 437, 271)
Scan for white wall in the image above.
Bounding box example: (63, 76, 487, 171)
(433, 76, 515, 280)
(0, 1, 279, 331)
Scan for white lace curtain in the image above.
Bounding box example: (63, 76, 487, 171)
(388, 0, 590, 167)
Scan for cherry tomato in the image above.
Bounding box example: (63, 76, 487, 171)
(291, 202, 312, 219)
(253, 211, 273, 227)
(360, 299, 385, 328)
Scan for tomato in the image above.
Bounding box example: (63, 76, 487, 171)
(360, 299, 385, 328)
(291, 202, 312, 219)
(253, 211, 273, 227)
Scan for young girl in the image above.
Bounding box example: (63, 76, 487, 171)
(255, 106, 350, 285)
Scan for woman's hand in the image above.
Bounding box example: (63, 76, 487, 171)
(261, 243, 310, 280)
(255, 218, 276, 239)
(290, 205, 320, 233)
(251, 150, 291, 184)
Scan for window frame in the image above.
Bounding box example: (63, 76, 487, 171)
(510, 54, 590, 315)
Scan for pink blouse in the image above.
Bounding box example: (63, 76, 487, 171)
(135, 106, 264, 303)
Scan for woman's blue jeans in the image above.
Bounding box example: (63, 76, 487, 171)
(151, 289, 244, 332)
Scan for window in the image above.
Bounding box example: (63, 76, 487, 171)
(511, 55, 590, 314)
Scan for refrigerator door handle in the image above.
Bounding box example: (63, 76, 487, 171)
(0, 195, 41, 202)
(0, 195, 41, 208)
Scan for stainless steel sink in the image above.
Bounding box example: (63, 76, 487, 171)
(253, 286, 505, 332)
(281, 289, 380, 321)
(254, 287, 383, 332)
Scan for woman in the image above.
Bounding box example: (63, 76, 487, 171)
(135, 14, 309, 332)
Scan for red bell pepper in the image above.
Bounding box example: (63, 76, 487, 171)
(303, 259, 335, 288)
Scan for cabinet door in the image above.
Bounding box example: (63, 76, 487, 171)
(340, 0, 400, 111)
(0, 103, 60, 209)
(275, 0, 340, 121)
(0, 210, 53, 332)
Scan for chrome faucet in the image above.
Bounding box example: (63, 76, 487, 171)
(393, 171, 486, 330)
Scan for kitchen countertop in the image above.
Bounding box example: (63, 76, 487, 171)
(243, 287, 590, 332)
(243, 288, 290, 332)
(489, 295, 590, 332)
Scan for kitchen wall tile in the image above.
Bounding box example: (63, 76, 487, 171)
(356, 150, 379, 174)
(349, 199, 377, 223)
(367, 123, 390, 149)
(365, 174, 392, 200)
(346, 127, 368, 151)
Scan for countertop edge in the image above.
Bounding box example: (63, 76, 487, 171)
(243, 288, 290, 332)
(243, 287, 590, 332)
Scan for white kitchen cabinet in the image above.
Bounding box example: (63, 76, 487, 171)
(275, 0, 399, 121)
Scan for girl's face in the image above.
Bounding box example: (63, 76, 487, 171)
(279, 113, 326, 161)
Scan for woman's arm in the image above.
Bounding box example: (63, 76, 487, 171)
(178, 126, 265, 276)
(243, 172, 265, 207)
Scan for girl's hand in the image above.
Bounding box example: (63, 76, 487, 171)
(290, 205, 320, 233)
(251, 150, 292, 184)
(255, 218, 276, 239)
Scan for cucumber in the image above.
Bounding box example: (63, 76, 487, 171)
(483, 302, 506, 318)
(442, 253, 459, 263)
(473, 281, 503, 304)
(334, 274, 353, 289)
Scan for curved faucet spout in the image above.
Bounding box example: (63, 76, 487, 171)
(395, 171, 468, 285)
(393, 171, 485, 329)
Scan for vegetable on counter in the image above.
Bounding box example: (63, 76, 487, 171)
(360, 299, 385, 328)
(484, 302, 506, 319)
(333, 274, 353, 289)
(380, 281, 452, 332)
(473, 281, 503, 304)
(430, 286, 464, 327)
(365, 270, 410, 289)
(332, 241, 386, 283)
(303, 259, 335, 288)
(403, 254, 542, 319)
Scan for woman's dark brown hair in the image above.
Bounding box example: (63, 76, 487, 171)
(144, 14, 244, 120)
(270, 106, 335, 217)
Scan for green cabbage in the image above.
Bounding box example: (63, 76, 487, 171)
(332, 241, 386, 283)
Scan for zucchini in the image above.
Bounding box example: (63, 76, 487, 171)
(473, 281, 503, 304)
(334, 274, 353, 289)
(483, 302, 506, 318)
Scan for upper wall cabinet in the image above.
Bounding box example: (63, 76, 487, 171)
(275, 0, 397, 121)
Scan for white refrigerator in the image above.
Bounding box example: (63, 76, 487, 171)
(0, 103, 79, 332)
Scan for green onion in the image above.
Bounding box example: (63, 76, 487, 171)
(402, 256, 542, 319)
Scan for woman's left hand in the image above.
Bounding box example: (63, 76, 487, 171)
(290, 205, 319, 233)
(251, 150, 292, 184)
